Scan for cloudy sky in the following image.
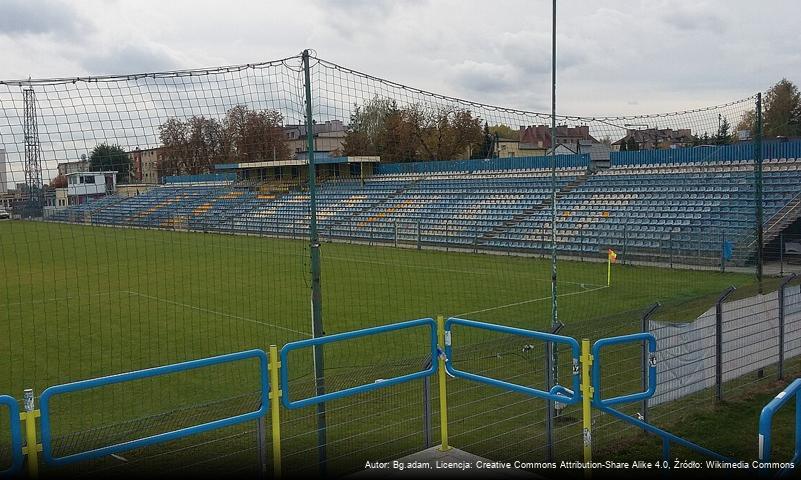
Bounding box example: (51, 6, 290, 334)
(1, 0, 800, 117)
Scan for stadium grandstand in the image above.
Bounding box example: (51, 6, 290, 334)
(44, 141, 801, 268)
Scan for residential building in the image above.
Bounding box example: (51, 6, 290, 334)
(284, 120, 347, 158)
(57, 158, 89, 176)
(612, 128, 694, 151)
(128, 147, 162, 184)
(519, 124, 599, 153)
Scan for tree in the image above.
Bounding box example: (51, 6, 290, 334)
(625, 136, 639, 151)
(89, 143, 132, 182)
(764, 78, 801, 137)
(736, 109, 756, 138)
(474, 123, 495, 159)
(50, 174, 67, 188)
(158, 105, 288, 176)
(222, 105, 288, 163)
(488, 124, 517, 140)
(342, 96, 484, 163)
(715, 117, 733, 145)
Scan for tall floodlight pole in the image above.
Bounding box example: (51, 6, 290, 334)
(755, 92, 764, 293)
(23, 88, 43, 214)
(302, 49, 327, 476)
(545, 0, 558, 462)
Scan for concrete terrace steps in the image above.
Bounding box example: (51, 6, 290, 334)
(478, 171, 592, 243)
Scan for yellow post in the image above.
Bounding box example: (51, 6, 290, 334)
(21, 389, 41, 479)
(436, 315, 451, 451)
(607, 257, 611, 287)
(580, 339, 593, 478)
(268, 345, 282, 479)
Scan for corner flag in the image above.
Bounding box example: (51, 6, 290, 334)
(607, 249, 617, 286)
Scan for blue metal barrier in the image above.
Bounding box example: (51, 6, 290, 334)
(280, 318, 438, 409)
(444, 317, 582, 405)
(39, 349, 269, 466)
(759, 378, 801, 469)
(591, 333, 657, 407)
(0, 395, 23, 478)
(594, 403, 732, 464)
(590, 333, 732, 464)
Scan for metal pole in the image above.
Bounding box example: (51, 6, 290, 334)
(422, 356, 433, 449)
(417, 220, 421, 250)
(256, 416, 268, 479)
(715, 286, 736, 402)
(780, 233, 784, 277)
(641, 303, 660, 424)
(720, 231, 726, 273)
(549, 0, 560, 398)
(544, 342, 554, 462)
(778, 274, 797, 380)
(302, 49, 327, 475)
(755, 92, 764, 293)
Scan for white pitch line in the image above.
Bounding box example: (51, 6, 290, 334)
(122, 290, 312, 337)
(455, 284, 610, 317)
(0, 290, 119, 309)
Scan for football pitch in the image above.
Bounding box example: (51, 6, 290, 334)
(0, 220, 779, 472)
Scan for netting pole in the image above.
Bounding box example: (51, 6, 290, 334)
(641, 303, 660, 424)
(755, 92, 764, 293)
(303, 49, 327, 476)
(547, 0, 560, 429)
(715, 286, 736, 402)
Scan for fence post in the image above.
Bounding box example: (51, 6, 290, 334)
(269, 345, 282, 478)
(716, 286, 737, 402)
(394, 221, 398, 248)
(417, 220, 421, 250)
(778, 274, 797, 380)
(580, 339, 593, 478)
(780, 233, 784, 277)
(21, 388, 40, 479)
(422, 355, 433, 449)
(641, 303, 660, 424)
(436, 315, 451, 451)
(720, 231, 726, 273)
(544, 342, 554, 462)
(669, 232, 673, 269)
(256, 416, 267, 479)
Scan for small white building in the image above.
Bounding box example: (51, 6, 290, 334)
(66, 171, 117, 205)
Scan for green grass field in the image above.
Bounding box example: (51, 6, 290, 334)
(0, 219, 790, 475)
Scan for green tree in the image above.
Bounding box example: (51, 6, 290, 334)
(715, 117, 733, 145)
(89, 143, 132, 182)
(764, 78, 801, 137)
(343, 96, 484, 162)
(488, 124, 517, 140)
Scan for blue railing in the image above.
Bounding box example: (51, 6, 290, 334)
(375, 154, 590, 175)
(0, 395, 23, 478)
(444, 317, 582, 404)
(759, 378, 801, 471)
(591, 333, 656, 407)
(280, 318, 438, 409)
(590, 333, 732, 464)
(39, 349, 269, 466)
